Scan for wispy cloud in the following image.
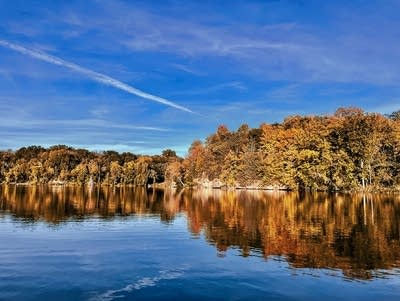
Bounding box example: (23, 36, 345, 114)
(0, 39, 194, 113)
(0, 118, 169, 131)
(90, 106, 109, 118)
(170, 81, 246, 96)
(6, 1, 400, 85)
(51, 1, 400, 85)
(368, 102, 400, 114)
(264, 83, 304, 104)
(170, 64, 205, 76)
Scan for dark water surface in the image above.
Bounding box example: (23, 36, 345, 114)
(1, 185, 400, 300)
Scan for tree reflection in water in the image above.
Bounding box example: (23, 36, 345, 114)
(1, 185, 400, 280)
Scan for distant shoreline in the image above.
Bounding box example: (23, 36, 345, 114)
(3, 182, 400, 194)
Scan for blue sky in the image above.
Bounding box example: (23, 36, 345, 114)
(1, 0, 400, 155)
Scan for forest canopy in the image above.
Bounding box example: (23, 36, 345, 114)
(1, 107, 400, 191)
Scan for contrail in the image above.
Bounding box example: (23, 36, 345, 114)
(0, 39, 194, 113)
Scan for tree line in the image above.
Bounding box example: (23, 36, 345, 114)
(183, 107, 400, 191)
(0, 145, 181, 186)
(1, 107, 400, 191)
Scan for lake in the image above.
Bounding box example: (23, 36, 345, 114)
(0, 185, 400, 301)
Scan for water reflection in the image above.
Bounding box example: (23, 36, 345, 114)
(1, 185, 400, 280)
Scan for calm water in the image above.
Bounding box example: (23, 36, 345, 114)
(1, 186, 400, 301)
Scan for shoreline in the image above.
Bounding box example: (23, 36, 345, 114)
(3, 182, 400, 194)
